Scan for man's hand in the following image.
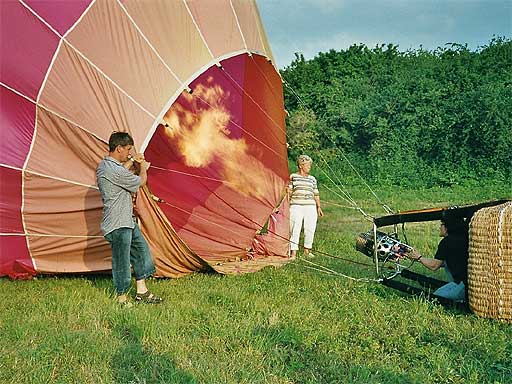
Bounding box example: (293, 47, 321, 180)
(406, 248, 421, 261)
(127, 153, 150, 178)
(317, 206, 324, 217)
(132, 153, 145, 163)
(138, 159, 151, 187)
(123, 156, 135, 170)
(392, 244, 419, 260)
(141, 160, 151, 171)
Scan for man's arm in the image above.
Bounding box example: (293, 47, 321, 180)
(138, 160, 150, 187)
(123, 158, 135, 170)
(130, 153, 150, 188)
(407, 249, 444, 271)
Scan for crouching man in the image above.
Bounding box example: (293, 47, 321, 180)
(405, 217, 468, 302)
(96, 132, 163, 306)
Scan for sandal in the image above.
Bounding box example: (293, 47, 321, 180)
(135, 291, 163, 304)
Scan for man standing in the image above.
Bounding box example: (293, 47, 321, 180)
(96, 132, 163, 306)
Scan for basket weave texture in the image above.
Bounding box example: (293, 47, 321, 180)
(468, 201, 512, 321)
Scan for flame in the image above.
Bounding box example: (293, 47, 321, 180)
(162, 81, 271, 199)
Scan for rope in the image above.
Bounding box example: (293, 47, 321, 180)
(248, 55, 284, 107)
(149, 191, 376, 273)
(284, 81, 308, 108)
(317, 151, 360, 208)
(145, 59, 395, 282)
(312, 151, 375, 222)
(218, 65, 287, 138)
(315, 162, 359, 208)
(150, 165, 239, 187)
(158, 199, 250, 240)
(280, 78, 394, 215)
(190, 92, 287, 161)
(295, 258, 382, 283)
(303, 248, 375, 268)
(321, 129, 394, 215)
(179, 58, 389, 223)
(322, 200, 359, 210)
(320, 182, 355, 208)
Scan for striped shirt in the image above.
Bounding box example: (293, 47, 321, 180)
(96, 156, 141, 235)
(288, 173, 319, 206)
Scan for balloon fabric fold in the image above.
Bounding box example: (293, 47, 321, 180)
(0, 0, 290, 279)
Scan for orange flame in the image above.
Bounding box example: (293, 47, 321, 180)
(163, 80, 271, 199)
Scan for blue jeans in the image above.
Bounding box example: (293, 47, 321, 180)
(434, 281, 466, 301)
(105, 224, 156, 295)
(433, 265, 466, 302)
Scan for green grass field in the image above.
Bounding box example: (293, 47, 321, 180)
(1, 183, 511, 384)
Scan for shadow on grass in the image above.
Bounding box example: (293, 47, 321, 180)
(35, 273, 168, 298)
(36, 272, 111, 284)
(368, 278, 471, 314)
(111, 321, 196, 384)
(252, 324, 415, 383)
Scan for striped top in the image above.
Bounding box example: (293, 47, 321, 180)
(288, 173, 319, 206)
(96, 156, 141, 235)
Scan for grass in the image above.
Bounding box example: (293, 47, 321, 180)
(1, 182, 511, 384)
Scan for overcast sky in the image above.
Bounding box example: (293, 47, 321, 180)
(258, 0, 512, 68)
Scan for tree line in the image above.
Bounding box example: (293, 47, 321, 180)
(281, 37, 511, 188)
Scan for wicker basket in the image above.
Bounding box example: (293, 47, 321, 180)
(468, 201, 512, 321)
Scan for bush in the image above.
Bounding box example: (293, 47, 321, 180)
(282, 37, 512, 188)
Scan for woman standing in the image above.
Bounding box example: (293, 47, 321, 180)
(288, 155, 324, 258)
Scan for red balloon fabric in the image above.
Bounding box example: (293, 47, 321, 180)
(0, 0, 290, 279)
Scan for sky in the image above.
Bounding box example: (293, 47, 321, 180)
(258, 0, 512, 68)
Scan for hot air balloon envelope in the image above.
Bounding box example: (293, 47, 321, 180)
(0, 0, 290, 279)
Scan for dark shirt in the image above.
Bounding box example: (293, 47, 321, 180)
(434, 234, 469, 283)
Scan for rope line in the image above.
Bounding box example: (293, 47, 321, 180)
(327, 139, 394, 214)
(316, 151, 360, 207)
(219, 67, 287, 138)
(322, 200, 359, 210)
(296, 258, 381, 283)
(314, 160, 359, 208)
(321, 184, 361, 212)
(150, 165, 239, 187)
(302, 248, 375, 268)
(248, 54, 283, 107)
(281, 79, 394, 215)
(152, 192, 375, 272)
(283, 81, 308, 107)
(308, 160, 374, 222)
(188, 92, 287, 162)
(320, 185, 373, 222)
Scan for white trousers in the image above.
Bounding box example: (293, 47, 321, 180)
(290, 205, 318, 251)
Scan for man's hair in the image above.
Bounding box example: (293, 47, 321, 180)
(441, 216, 468, 235)
(109, 132, 134, 152)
